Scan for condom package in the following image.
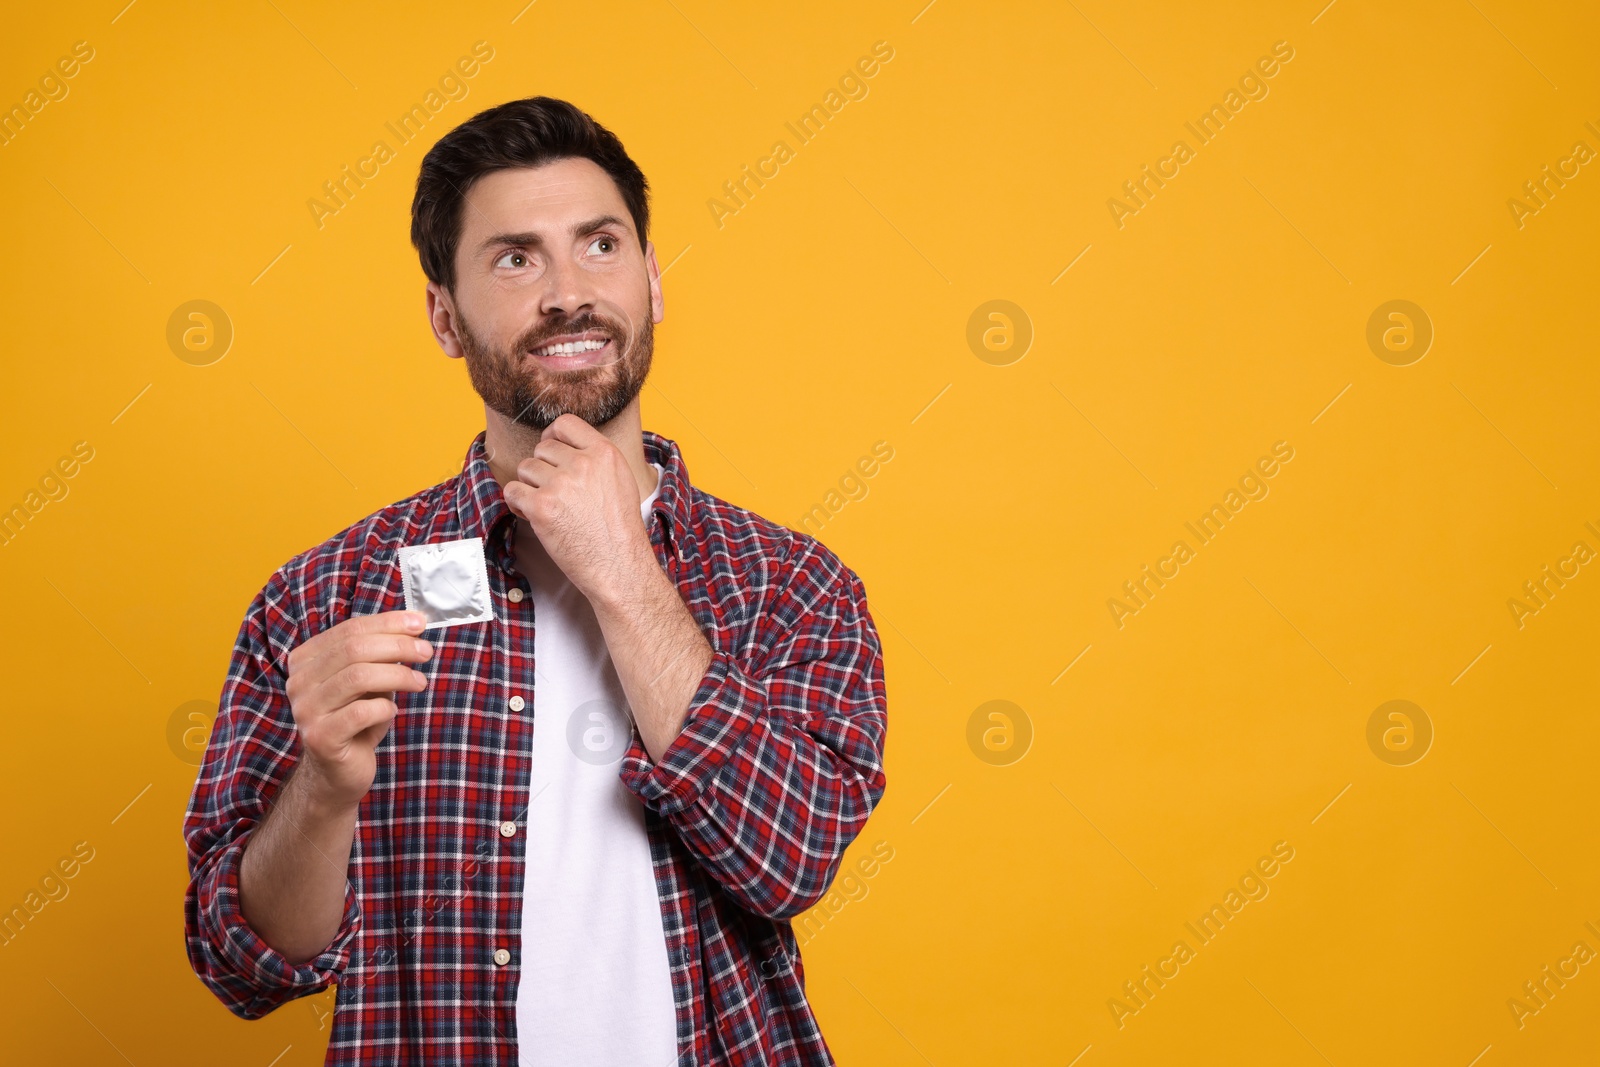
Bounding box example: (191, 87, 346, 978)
(397, 536, 495, 629)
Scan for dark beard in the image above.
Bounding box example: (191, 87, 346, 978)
(456, 304, 653, 431)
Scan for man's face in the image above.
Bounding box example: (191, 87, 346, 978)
(431, 156, 663, 431)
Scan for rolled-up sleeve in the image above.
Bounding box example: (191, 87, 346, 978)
(619, 543, 888, 921)
(183, 571, 363, 1019)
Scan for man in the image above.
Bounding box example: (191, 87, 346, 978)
(183, 96, 888, 1066)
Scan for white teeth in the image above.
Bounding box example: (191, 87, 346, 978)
(534, 339, 607, 357)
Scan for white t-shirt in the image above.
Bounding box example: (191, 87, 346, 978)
(513, 461, 678, 1065)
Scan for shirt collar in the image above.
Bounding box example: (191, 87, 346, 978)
(451, 429, 698, 566)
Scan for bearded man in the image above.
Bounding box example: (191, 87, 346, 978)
(183, 96, 888, 1067)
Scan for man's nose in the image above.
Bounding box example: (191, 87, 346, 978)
(539, 256, 596, 318)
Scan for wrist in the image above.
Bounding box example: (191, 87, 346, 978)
(589, 542, 667, 616)
(290, 759, 365, 819)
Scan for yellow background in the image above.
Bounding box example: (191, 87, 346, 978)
(2, 0, 1597, 1063)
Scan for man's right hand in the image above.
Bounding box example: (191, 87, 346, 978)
(284, 610, 433, 810)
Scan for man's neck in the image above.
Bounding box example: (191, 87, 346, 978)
(482, 397, 657, 506)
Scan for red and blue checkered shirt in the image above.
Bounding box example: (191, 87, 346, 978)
(183, 429, 889, 1065)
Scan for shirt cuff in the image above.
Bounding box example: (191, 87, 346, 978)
(619, 646, 765, 815)
(204, 831, 363, 999)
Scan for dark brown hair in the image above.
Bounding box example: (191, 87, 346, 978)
(409, 96, 650, 292)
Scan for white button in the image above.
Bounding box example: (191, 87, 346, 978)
(499, 821, 516, 838)
(509, 695, 525, 711)
(493, 948, 510, 966)
(507, 587, 524, 603)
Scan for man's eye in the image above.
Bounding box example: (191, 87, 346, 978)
(588, 236, 616, 255)
(495, 250, 529, 268)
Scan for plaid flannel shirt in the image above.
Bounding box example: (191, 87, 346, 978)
(183, 429, 889, 1065)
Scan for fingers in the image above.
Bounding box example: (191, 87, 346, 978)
(291, 617, 433, 688)
(521, 438, 579, 484)
(542, 413, 601, 448)
(287, 610, 419, 675)
(299, 695, 398, 767)
(298, 660, 428, 721)
(341, 631, 434, 668)
(512, 453, 560, 490)
(347, 610, 428, 637)
(503, 480, 532, 523)
(291, 655, 425, 723)
(334, 695, 401, 745)
(532, 437, 580, 466)
(285, 612, 432, 805)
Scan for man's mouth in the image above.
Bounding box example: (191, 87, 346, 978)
(526, 331, 612, 368)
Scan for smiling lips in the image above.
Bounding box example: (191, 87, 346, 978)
(527, 330, 611, 368)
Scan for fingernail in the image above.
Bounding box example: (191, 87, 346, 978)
(407, 613, 426, 630)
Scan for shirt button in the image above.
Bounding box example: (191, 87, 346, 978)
(499, 821, 517, 838)
(507, 587, 524, 603)
(509, 695, 525, 711)
(493, 948, 511, 966)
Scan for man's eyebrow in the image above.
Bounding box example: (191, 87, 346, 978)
(475, 215, 631, 256)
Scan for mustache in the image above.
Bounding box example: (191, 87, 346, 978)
(518, 313, 623, 352)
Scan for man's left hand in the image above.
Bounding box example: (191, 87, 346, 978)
(503, 413, 657, 607)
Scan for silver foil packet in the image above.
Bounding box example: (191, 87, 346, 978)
(397, 536, 494, 629)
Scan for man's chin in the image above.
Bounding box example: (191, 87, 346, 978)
(501, 394, 614, 430)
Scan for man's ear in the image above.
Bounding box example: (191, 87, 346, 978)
(426, 281, 466, 359)
(644, 241, 665, 325)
